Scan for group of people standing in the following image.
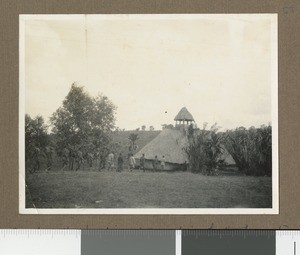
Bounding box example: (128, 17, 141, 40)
(152, 155, 166, 171)
(60, 147, 136, 172)
(102, 152, 167, 172)
(116, 153, 166, 172)
(108, 152, 136, 172)
(61, 146, 110, 171)
(61, 147, 84, 171)
(29, 145, 168, 173)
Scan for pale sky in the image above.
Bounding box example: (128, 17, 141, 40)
(23, 15, 277, 131)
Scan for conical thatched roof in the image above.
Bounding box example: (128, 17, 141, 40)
(134, 128, 236, 166)
(134, 129, 189, 164)
(174, 107, 194, 121)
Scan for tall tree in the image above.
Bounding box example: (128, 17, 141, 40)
(50, 83, 117, 152)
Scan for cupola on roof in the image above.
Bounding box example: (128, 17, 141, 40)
(174, 107, 194, 121)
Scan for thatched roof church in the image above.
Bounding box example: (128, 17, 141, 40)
(134, 128, 189, 169)
(134, 107, 235, 170)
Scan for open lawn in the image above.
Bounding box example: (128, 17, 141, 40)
(25, 169, 272, 209)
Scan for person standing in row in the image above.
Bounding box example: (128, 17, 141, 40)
(140, 154, 146, 172)
(161, 155, 166, 170)
(117, 153, 124, 172)
(98, 147, 108, 171)
(76, 149, 84, 171)
(87, 152, 93, 168)
(129, 154, 136, 171)
(68, 146, 76, 170)
(107, 151, 115, 171)
(153, 155, 159, 172)
(61, 147, 69, 170)
(45, 146, 53, 171)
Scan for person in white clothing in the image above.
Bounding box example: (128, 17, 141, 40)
(107, 152, 115, 171)
(129, 154, 136, 171)
(161, 155, 166, 170)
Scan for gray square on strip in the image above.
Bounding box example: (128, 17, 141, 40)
(81, 230, 175, 255)
(182, 230, 276, 255)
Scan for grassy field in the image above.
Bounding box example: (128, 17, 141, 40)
(25, 168, 272, 209)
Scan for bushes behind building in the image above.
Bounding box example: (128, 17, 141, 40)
(224, 125, 272, 176)
(185, 124, 272, 176)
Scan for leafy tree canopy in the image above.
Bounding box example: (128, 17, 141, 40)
(50, 83, 117, 151)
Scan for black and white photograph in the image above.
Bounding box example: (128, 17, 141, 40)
(19, 14, 278, 214)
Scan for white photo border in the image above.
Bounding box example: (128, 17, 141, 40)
(19, 14, 278, 215)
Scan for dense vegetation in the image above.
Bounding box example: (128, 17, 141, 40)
(185, 123, 272, 176)
(184, 123, 225, 175)
(224, 125, 272, 176)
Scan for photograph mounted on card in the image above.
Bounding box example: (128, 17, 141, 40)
(19, 14, 278, 214)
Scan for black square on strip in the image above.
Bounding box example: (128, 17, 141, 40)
(182, 230, 276, 255)
(81, 230, 175, 255)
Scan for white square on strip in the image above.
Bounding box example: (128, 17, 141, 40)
(0, 230, 81, 255)
(276, 231, 300, 255)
